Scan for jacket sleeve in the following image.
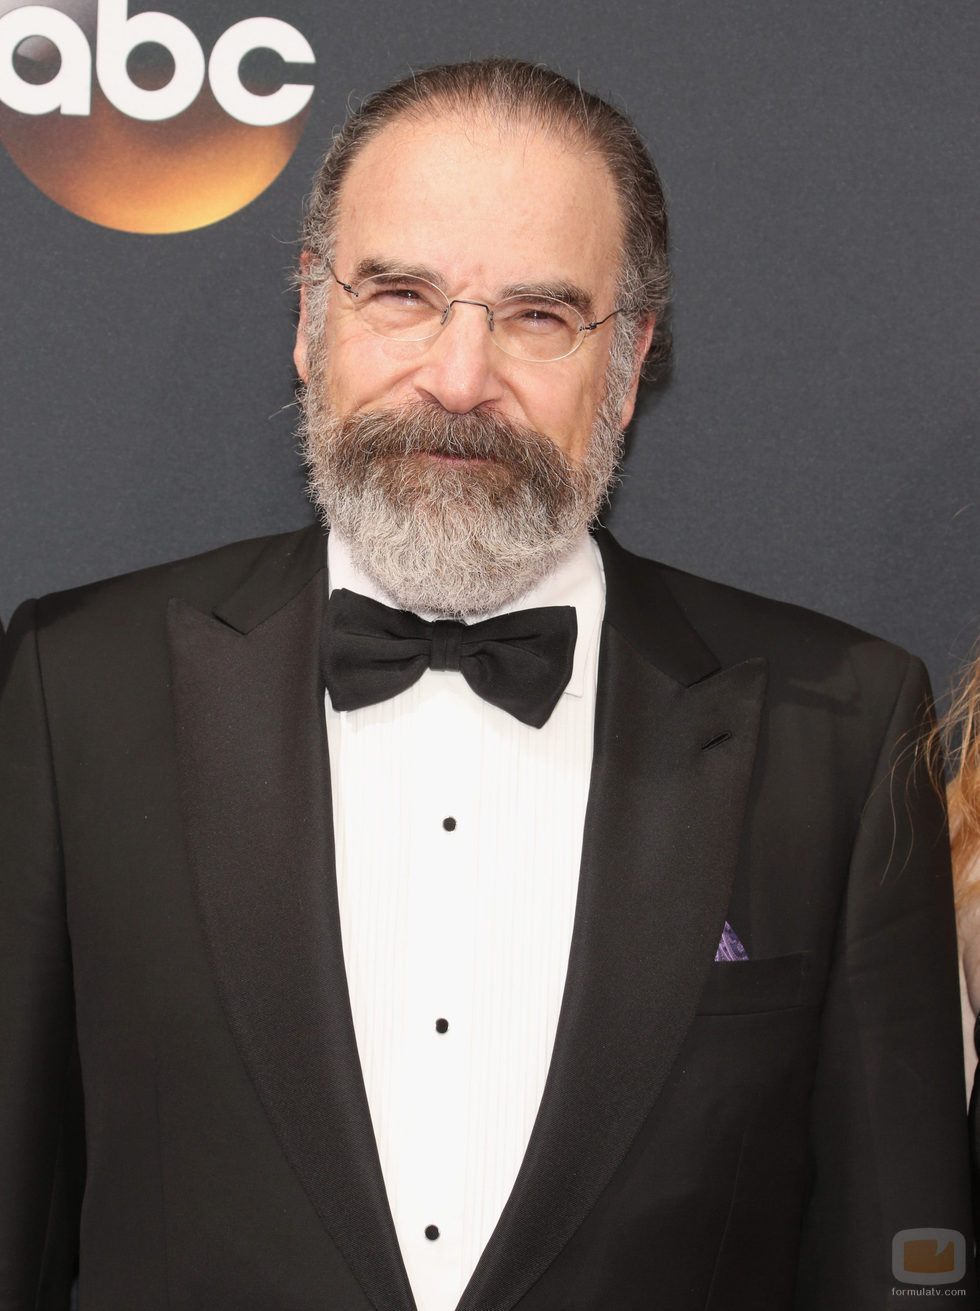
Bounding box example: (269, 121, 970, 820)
(796, 653, 976, 1306)
(0, 602, 82, 1310)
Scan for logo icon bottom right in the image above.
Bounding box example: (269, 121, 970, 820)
(892, 1229, 966, 1285)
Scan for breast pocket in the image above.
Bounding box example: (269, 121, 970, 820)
(696, 952, 817, 1015)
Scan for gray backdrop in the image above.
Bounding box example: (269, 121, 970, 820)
(2, 0, 977, 699)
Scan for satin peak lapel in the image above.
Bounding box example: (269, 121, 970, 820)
(458, 532, 767, 1311)
(167, 527, 414, 1311)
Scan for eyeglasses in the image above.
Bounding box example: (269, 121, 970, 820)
(329, 268, 622, 363)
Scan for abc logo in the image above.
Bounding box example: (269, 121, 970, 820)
(0, 0, 315, 232)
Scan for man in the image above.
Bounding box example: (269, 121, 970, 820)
(0, 58, 974, 1311)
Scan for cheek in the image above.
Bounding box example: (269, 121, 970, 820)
(323, 324, 431, 411)
(514, 368, 603, 463)
(322, 331, 397, 409)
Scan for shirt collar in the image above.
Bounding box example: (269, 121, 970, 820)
(327, 531, 605, 700)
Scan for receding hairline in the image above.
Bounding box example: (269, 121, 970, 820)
(346, 93, 609, 147)
(351, 87, 608, 142)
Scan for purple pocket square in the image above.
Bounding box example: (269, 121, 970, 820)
(715, 921, 749, 962)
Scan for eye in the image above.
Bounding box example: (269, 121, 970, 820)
(499, 298, 577, 333)
(521, 308, 565, 329)
(367, 281, 425, 303)
(353, 276, 446, 339)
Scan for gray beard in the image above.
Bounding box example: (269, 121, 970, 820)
(301, 393, 625, 619)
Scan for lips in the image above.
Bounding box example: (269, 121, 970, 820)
(416, 451, 493, 464)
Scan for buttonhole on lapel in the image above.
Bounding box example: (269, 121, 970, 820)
(701, 731, 733, 751)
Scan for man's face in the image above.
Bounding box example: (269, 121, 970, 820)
(295, 112, 644, 462)
(296, 109, 654, 617)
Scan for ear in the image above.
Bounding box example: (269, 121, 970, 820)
(619, 316, 656, 429)
(293, 251, 313, 383)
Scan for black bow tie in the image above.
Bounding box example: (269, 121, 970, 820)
(322, 588, 577, 729)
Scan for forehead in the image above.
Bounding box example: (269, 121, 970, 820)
(333, 111, 623, 302)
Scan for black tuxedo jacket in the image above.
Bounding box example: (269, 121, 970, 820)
(0, 526, 974, 1310)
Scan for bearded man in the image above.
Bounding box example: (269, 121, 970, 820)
(0, 58, 974, 1311)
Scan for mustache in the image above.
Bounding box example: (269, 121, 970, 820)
(325, 403, 576, 478)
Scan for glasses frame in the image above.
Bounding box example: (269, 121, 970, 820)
(327, 266, 623, 363)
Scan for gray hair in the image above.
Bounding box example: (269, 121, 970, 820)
(300, 57, 671, 379)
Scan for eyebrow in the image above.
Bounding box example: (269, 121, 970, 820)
(351, 257, 448, 289)
(499, 281, 595, 316)
(349, 257, 596, 316)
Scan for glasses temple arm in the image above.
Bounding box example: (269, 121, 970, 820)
(579, 307, 623, 333)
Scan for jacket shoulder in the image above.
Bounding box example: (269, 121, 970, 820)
(604, 532, 921, 698)
(661, 557, 895, 652)
(29, 525, 322, 633)
(1, 526, 324, 684)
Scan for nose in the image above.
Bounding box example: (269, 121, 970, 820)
(413, 300, 506, 414)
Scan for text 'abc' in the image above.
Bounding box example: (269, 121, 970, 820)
(0, 0, 315, 125)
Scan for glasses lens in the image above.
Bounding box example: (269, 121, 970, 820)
(492, 296, 584, 362)
(353, 275, 448, 341)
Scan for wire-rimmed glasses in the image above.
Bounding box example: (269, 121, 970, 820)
(329, 269, 622, 363)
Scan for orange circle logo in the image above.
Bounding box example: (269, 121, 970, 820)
(0, 1, 315, 233)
